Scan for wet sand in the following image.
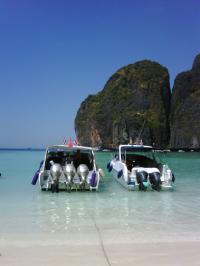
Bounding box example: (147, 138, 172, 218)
(1, 241, 200, 266)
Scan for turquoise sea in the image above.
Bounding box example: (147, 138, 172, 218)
(0, 150, 200, 246)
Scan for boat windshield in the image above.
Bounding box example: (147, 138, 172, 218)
(119, 147, 164, 170)
(122, 150, 155, 161)
(120, 146, 163, 164)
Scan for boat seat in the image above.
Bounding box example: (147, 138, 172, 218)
(73, 153, 93, 170)
(126, 154, 159, 169)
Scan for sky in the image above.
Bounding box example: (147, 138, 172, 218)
(0, 0, 199, 148)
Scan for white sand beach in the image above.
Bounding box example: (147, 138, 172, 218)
(1, 241, 200, 266)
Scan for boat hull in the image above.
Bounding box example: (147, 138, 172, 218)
(111, 161, 174, 192)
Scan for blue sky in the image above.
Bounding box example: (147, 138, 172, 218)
(0, 0, 199, 148)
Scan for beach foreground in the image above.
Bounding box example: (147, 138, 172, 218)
(1, 241, 200, 266)
(1, 151, 200, 266)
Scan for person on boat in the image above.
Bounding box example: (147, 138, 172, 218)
(65, 153, 73, 164)
(73, 149, 81, 169)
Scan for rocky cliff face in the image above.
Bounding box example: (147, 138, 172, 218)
(75, 60, 171, 148)
(170, 54, 200, 149)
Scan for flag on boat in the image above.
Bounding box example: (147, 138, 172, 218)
(63, 137, 67, 144)
(74, 138, 79, 145)
(67, 138, 73, 147)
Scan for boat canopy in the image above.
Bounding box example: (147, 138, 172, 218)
(45, 145, 94, 171)
(47, 145, 93, 152)
(119, 145, 153, 161)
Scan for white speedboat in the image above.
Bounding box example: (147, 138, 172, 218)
(107, 144, 175, 191)
(32, 145, 103, 192)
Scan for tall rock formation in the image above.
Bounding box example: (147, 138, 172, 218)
(170, 54, 200, 149)
(75, 60, 171, 148)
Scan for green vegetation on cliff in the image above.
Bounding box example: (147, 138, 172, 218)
(75, 59, 171, 148)
(170, 54, 200, 149)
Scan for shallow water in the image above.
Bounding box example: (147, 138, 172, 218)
(0, 150, 200, 245)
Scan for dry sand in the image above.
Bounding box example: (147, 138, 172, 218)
(1, 217, 199, 265)
(1, 241, 200, 266)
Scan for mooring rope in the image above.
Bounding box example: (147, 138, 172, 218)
(93, 218, 111, 266)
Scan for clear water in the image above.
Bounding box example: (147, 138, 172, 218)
(0, 150, 200, 246)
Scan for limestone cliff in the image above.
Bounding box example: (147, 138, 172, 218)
(170, 54, 200, 149)
(75, 60, 171, 148)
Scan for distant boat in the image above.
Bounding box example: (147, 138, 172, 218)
(92, 147, 101, 151)
(107, 144, 175, 191)
(32, 145, 103, 192)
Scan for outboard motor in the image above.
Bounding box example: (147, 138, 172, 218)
(63, 164, 76, 184)
(136, 171, 148, 191)
(149, 172, 161, 191)
(77, 164, 89, 189)
(50, 163, 62, 193)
